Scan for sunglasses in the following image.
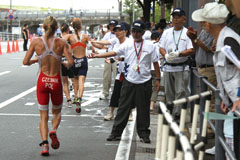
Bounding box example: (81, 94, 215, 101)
(132, 28, 143, 33)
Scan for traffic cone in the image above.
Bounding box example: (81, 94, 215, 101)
(12, 40, 16, 53)
(6, 40, 11, 53)
(0, 39, 2, 55)
(16, 40, 19, 52)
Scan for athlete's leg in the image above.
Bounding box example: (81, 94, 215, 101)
(39, 110, 49, 142)
(52, 108, 62, 130)
(62, 76, 71, 101)
(73, 76, 79, 98)
(78, 75, 86, 98)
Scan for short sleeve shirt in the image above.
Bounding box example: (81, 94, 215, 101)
(160, 27, 193, 72)
(195, 29, 214, 66)
(102, 32, 116, 52)
(116, 38, 160, 84)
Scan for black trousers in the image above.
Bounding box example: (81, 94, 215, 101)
(109, 79, 122, 107)
(23, 39, 28, 51)
(111, 79, 152, 138)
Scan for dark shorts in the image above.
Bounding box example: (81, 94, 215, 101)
(61, 64, 74, 78)
(73, 56, 88, 76)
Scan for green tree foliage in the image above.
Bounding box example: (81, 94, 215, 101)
(150, 1, 171, 23)
(123, 0, 142, 24)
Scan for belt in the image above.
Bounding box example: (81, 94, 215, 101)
(165, 61, 188, 66)
(198, 64, 214, 68)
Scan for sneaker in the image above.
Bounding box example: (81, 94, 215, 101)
(99, 94, 108, 100)
(39, 141, 49, 156)
(49, 130, 60, 150)
(104, 112, 114, 121)
(72, 97, 78, 104)
(205, 146, 215, 155)
(67, 99, 72, 108)
(140, 137, 151, 143)
(106, 134, 121, 141)
(75, 98, 81, 113)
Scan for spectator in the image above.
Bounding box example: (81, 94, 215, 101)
(159, 8, 194, 121)
(22, 24, 30, 51)
(142, 21, 152, 40)
(37, 24, 43, 37)
(192, 2, 239, 159)
(91, 20, 118, 100)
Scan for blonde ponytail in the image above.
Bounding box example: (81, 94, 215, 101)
(43, 16, 58, 39)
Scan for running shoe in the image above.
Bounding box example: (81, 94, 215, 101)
(49, 130, 60, 150)
(67, 99, 72, 108)
(39, 141, 49, 156)
(72, 97, 78, 104)
(75, 98, 81, 113)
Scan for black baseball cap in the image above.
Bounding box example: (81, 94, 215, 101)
(171, 8, 186, 16)
(109, 20, 118, 26)
(132, 20, 145, 31)
(113, 22, 126, 31)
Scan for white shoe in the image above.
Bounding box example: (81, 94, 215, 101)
(99, 94, 108, 100)
(104, 112, 114, 121)
(205, 146, 215, 155)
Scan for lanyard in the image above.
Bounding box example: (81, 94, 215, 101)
(133, 40, 144, 73)
(173, 28, 183, 51)
(134, 40, 144, 61)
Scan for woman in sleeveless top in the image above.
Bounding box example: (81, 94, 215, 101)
(60, 23, 75, 108)
(23, 16, 73, 156)
(65, 18, 91, 113)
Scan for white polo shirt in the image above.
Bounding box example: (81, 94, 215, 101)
(102, 31, 116, 52)
(109, 37, 128, 80)
(160, 27, 193, 72)
(116, 38, 160, 84)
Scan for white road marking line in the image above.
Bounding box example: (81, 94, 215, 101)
(81, 98, 99, 107)
(25, 102, 35, 106)
(115, 110, 136, 160)
(0, 71, 11, 76)
(0, 113, 103, 118)
(0, 86, 36, 109)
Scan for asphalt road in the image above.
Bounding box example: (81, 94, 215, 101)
(0, 52, 133, 160)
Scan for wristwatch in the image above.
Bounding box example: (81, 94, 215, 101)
(194, 38, 198, 43)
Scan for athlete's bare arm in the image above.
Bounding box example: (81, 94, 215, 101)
(62, 41, 74, 68)
(23, 39, 39, 65)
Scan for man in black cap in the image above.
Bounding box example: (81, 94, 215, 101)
(92, 20, 118, 100)
(90, 20, 161, 143)
(159, 8, 194, 121)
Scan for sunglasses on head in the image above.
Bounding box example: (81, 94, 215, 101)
(132, 28, 143, 33)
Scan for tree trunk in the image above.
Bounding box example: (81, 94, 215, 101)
(143, 0, 151, 22)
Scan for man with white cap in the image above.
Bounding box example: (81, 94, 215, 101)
(159, 8, 194, 121)
(192, 2, 240, 159)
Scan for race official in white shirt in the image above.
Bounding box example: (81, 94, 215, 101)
(89, 20, 160, 143)
(160, 8, 194, 120)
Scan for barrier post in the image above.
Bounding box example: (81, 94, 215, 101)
(160, 117, 169, 160)
(155, 107, 163, 159)
(215, 91, 225, 160)
(199, 76, 208, 134)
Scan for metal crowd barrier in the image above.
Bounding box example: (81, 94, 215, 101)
(190, 67, 238, 160)
(155, 101, 194, 160)
(155, 67, 239, 160)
